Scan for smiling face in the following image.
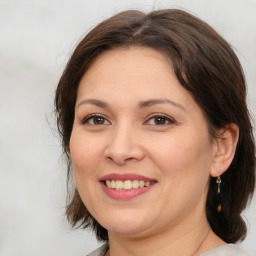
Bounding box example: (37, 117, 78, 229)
(70, 47, 217, 238)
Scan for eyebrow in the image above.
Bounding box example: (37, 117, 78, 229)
(76, 99, 110, 109)
(76, 98, 186, 111)
(138, 98, 186, 111)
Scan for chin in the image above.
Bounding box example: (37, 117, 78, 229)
(99, 212, 153, 236)
(107, 223, 151, 237)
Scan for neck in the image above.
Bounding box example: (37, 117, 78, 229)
(107, 216, 225, 256)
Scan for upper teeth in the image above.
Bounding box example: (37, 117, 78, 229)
(105, 180, 151, 190)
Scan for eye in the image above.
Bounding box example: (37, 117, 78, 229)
(82, 114, 110, 125)
(146, 115, 175, 125)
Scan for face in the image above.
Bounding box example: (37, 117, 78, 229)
(70, 47, 217, 238)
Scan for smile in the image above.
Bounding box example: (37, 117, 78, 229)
(105, 180, 155, 190)
(100, 173, 157, 199)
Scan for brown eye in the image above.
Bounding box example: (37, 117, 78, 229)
(146, 115, 175, 126)
(82, 115, 110, 125)
(154, 116, 168, 125)
(92, 116, 105, 125)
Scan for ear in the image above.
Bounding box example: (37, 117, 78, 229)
(210, 123, 239, 177)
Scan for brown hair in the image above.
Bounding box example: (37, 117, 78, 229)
(55, 9, 255, 243)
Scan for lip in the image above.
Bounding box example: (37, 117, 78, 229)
(100, 173, 157, 200)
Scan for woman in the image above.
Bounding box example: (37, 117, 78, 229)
(55, 9, 255, 256)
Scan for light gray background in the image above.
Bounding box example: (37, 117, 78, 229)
(0, 0, 255, 255)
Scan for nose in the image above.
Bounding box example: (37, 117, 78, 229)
(103, 123, 145, 165)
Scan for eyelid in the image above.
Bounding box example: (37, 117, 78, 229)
(144, 113, 176, 125)
(81, 113, 111, 125)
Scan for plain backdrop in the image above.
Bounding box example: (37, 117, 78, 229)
(0, 0, 255, 255)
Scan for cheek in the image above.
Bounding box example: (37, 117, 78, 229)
(69, 132, 104, 212)
(148, 131, 212, 179)
(69, 132, 103, 177)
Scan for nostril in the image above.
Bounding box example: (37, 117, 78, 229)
(125, 157, 136, 162)
(105, 155, 136, 165)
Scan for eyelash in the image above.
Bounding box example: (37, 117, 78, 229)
(81, 114, 175, 126)
(81, 114, 110, 125)
(145, 114, 175, 126)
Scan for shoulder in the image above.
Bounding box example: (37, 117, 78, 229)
(86, 243, 254, 256)
(201, 244, 254, 256)
(86, 243, 109, 256)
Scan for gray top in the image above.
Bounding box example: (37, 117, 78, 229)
(201, 244, 253, 256)
(87, 243, 108, 256)
(87, 243, 254, 256)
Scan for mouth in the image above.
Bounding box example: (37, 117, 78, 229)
(103, 179, 156, 190)
(100, 173, 157, 200)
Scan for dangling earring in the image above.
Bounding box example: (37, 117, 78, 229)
(216, 176, 221, 194)
(216, 170, 222, 212)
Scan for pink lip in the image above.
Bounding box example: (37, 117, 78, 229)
(100, 173, 157, 200)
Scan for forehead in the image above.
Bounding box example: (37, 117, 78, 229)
(77, 47, 177, 96)
(77, 47, 203, 114)
(87, 47, 171, 76)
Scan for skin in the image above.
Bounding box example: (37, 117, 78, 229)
(70, 47, 239, 256)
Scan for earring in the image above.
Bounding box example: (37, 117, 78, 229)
(216, 169, 222, 212)
(216, 176, 221, 194)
